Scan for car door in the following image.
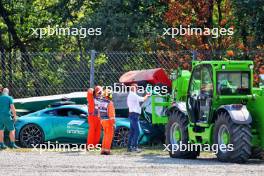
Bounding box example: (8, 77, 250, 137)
(51, 107, 88, 143)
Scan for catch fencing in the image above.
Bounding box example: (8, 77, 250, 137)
(0, 50, 263, 98)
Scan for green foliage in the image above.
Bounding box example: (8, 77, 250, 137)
(0, 0, 263, 97)
(81, 0, 168, 51)
(232, 0, 264, 48)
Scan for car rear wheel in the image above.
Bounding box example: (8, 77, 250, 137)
(19, 124, 44, 148)
(113, 127, 129, 147)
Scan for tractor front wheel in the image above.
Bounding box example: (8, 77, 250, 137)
(214, 111, 252, 163)
(166, 110, 199, 159)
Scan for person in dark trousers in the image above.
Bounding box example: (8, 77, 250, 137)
(0, 85, 19, 149)
(127, 83, 149, 152)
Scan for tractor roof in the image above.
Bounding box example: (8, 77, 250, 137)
(192, 60, 254, 71)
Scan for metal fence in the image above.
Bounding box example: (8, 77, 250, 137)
(0, 50, 263, 98)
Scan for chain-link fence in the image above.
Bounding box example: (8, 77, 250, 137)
(90, 50, 264, 87)
(0, 51, 90, 98)
(0, 50, 263, 98)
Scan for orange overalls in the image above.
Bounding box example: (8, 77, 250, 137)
(101, 101, 115, 153)
(87, 90, 101, 148)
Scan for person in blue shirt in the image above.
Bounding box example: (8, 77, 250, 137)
(0, 85, 19, 149)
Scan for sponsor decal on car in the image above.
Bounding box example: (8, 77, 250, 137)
(67, 120, 85, 134)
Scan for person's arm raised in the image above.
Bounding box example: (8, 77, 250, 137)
(138, 93, 150, 102)
(144, 93, 151, 101)
(87, 88, 95, 116)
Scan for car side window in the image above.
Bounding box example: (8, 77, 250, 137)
(44, 110, 58, 116)
(57, 108, 86, 118)
(56, 109, 69, 117)
(67, 109, 85, 117)
(44, 108, 87, 118)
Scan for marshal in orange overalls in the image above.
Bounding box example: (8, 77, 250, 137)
(101, 94, 115, 155)
(87, 87, 116, 154)
(86, 86, 102, 149)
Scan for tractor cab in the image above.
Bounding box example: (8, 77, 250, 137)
(187, 61, 253, 124)
(151, 60, 254, 125)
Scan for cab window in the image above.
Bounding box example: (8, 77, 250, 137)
(189, 66, 201, 97)
(201, 66, 213, 96)
(217, 72, 250, 95)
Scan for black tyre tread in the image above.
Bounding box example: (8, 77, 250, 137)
(19, 124, 44, 148)
(214, 112, 252, 163)
(166, 110, 199, 159)
(113, 127, 129, 147)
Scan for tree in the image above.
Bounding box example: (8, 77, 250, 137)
(232, 0, 264, 49)
(81, 0, 168, 51)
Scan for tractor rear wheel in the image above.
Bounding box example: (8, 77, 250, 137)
(214, 111, 252, 163)
(166, 110, 200, 159)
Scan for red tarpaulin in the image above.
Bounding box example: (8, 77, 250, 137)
(119, 68, 171, 87)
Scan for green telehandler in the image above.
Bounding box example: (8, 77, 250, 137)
(151, 60, 264, 163)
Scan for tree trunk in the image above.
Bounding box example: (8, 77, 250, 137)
(217, 0, 223, 53)
(0, 0, 32, 72)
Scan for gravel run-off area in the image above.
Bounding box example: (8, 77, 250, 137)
(0, 150, 264, 176)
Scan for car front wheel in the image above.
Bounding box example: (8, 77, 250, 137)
(19, 124, 44, 148)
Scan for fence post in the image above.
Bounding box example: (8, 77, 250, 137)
(90, 50, 96, 87)
(192, 50, 197, 61)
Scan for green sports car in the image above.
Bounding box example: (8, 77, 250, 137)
(14, 104, 155, 148)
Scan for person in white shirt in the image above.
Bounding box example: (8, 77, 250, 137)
(127, 83, 149, 152)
